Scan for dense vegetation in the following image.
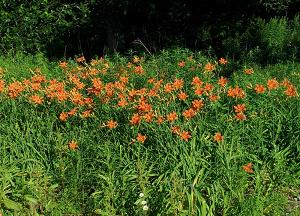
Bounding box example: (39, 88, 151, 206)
(0, 50, 299, 215)
(0, 0, 300, 215)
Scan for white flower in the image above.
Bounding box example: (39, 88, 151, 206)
(139, 193, 144, 198)
(143, 205, 149, 211)
(141, 200, 147, 205)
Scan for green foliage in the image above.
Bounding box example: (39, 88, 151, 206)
(0, 1, 90, 54)
(0, 50, 299, 215)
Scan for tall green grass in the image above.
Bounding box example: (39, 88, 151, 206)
(0, 50, 299, 215)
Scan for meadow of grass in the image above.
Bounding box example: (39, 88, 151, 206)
(0, 49, 299, 215)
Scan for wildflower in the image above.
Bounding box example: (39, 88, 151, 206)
(180, 131, 191, 141)
(143, 112, 154, 123)
(178, 61, 186, 67)
(167, 112, 178, 122)
(133, 56, 140, 63)
(134, 65, 144, 74)
(214, 132, 224, 142)
(267, 79, 279, 90)
(204, 83, 214, 94)
(164, 83, 173, 93)
(235, 112, 247, 121)
(178, 91, 188, 101)
(8, 81, 25, 98)
(143, 205, 149, 211)
(171, 126, 181, 135)
(218, 76, 228, 87)
(130, 113, 141, 125)
(68, 108, 77, 116)
(244, 68, 254, 75)
(242, 163, 254, 174)
(141, 200, 147, 205)
(106, 120, 117, 129)
(227, 86, 246, 99)
(218, 57, 228, 65)
(254, 84, 266, 94)
(173, 78, 184, 90)
(284, 85, 297, 97)
(192, 99, 204, 111)
(139, 193, 144, 198)
(194, 87, 204, 96)
(233, 104, 246, 113)
(118, 99, 128, 107)
(119, 76, 129, 84)
(69, 140, 78, 150)
(281, 78, 291, 87)
(81, 110, 92, 118)
(137, 133, 147, 143)
(183, 108, 196, 119)
(29, 94, 44, 105)
(209, 94, 219, 102)
(204, 62, 215, 72)
(59, 112, 68, 121)
(156, 116, 164, 124)
(191, 76, 203, 86)
(76, 56, 85, 63)
(0, 80, 5, 93)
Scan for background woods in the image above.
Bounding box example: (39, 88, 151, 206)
(0, 0, 300, 62)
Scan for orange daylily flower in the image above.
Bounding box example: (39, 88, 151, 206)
(235, 112, 247, 121)
(76, 56, 85, 63)
(143, 112, 154, 123)
(29, 94, 44, 105)
(171, 126, 181, 135)
(130, 113, 141, 125)
(106, 120, 118, 129)
(204, 83, 214, 94)
(173, 78, 184, 90)
(59, 61, 68, 69)
(214, 132, 224, 142)
(164, 83, 173, 93)
(59, 112, 68, 122)
(284, 84, 297, 97)
(178, 91, 188, 101)
(218, 58, 228, 65)
(233, 104, 246, 113)
(227, 86, 246, 99)
(183, 108, 196, 120)
(209, 94, 219, 102)
(0, 80, 4, 93)
(8, 81, 25, 98)
(69, 140, 78, 150)
(254, 84, 266, 94)
(192, 99, 204, 111)
(81, 110, 92, 118)
(137, 133, 147, 143)
(156, 115, 164, 124)
(267, 79, 279, 90)
(244, 68, 254, 75)
(180, 131, 191, 141)
(194, 87, 204, 96)
(178, 61, 186, 67)
(134, 65, 144, 74)
(242, 163, 254, 174)
(167, 112, 178, 122)
(68, 108, 77, 116)
(204, 62, 215, 72)
(191, 76, 204, 86)
(218, 76, 228, 87)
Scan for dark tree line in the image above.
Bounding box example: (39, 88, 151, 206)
(0, 0, 299, 61)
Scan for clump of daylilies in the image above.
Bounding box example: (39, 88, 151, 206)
(0, 56, 298, 149)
